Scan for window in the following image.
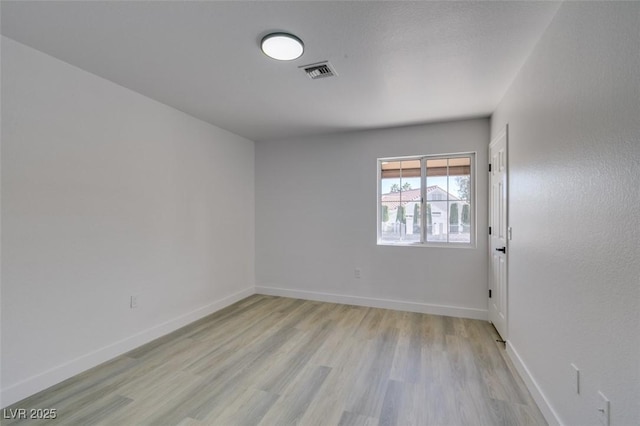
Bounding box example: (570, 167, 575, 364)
(378, 153, 474, 246)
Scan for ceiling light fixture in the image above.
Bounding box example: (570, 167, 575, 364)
(261, 33, 304, 61)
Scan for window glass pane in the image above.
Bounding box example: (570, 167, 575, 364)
(450, 174, 471, 201)
(380, 159, 421, 243)
(447, 157, 471, 244)
(426, 201, 448, 242)
(380, 199, 402, 242)
(460, 202, 472, 242)
(400, 161, 421, 243)
(448, 157, 471, 201)
(426, 176, 448, 199)
(449, 201, 470, 244)
(380, 169, 400, 242)
(427, 159, 448, 202)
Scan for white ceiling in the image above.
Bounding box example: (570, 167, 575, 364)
(1, 1, 560, 142)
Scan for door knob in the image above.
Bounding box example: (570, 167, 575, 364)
(495, 247, 506, 253)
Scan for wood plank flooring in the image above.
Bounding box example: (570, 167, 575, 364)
(3, 295, 546, 425)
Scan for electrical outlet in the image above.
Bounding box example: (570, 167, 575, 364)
(570, 363, 580, 394)
(354, 268, 362, 279)
(597, 391, 610, 426)
(130, 295, 138, 309)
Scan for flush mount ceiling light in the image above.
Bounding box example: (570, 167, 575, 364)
(261, 33, 304, 61)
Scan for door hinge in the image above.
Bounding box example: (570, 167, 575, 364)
(489, 226, 492, 235)
(489, 163, 492, 172)
(489, 289, 492, 298)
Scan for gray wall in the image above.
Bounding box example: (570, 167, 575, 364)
(256, 118, 489, 318)
(1, 37, 255, 405)
(491, 3, 640, 425)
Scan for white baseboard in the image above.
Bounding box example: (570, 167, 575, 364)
(1, 287, 255, 408)
(255, 285, 488, 320)
(506, 341, 564, 426)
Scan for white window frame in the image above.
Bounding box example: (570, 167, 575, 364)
(377, 152, 476, 248)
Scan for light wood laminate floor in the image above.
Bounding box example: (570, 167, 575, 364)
(4, 295, 546, 425)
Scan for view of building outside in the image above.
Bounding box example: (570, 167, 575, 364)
(380, 174, 471, 244)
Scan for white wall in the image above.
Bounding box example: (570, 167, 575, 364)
(491, 3, 640, 425)
(1, 37, 255, 406)
(256, 119, 489, 319)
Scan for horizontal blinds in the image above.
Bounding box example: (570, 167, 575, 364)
(428, 165, 470, 176)
(381, 168, 421, 178)
(381, 157, 471, 178)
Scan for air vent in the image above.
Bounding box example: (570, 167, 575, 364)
(300, 61, 337, 80)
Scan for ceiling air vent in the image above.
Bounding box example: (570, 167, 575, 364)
(300, 61, 337, 80)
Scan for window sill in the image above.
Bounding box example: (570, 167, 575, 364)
(377, 240, 476, 249)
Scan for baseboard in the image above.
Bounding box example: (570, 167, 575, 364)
(506, 341, 564, 426)
(1, 286, 255, 408)
(255, 285, 488, 320)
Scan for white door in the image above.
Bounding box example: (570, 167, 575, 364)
(489, 126, 508, 340)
